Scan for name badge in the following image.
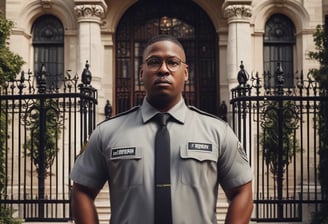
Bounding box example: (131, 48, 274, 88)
(188, 142, 212, 152)
(112, 147, 136, 158)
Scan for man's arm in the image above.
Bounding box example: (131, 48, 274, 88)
(71, 182, 101, 224)
(224, 181, 253, 224)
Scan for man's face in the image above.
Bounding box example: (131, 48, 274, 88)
(140, 40, 189, 111)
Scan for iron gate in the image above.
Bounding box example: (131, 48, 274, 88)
(0, 63, 97, 222)
(230, 63, 328, 222)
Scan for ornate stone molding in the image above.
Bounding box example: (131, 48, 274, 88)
(40, 0, 53, 9)
(74, 4, 106, 19)
(223, 4, 252, 19)
(74, 0, 107, 20)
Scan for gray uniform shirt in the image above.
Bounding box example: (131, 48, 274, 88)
(70, 98, 253, 224)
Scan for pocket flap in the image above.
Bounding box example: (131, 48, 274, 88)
(180, 142, 218, 162)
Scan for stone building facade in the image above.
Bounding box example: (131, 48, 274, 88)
(5, 0, 326, 120)
(3, 0, 328, 223)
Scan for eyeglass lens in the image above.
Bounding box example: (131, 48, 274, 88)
(146, 57, 183, 72)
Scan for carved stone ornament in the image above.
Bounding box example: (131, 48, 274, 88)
(224, 4, 252, 19)
(74, 4, 106, 19)
(40, 0, 53, 9)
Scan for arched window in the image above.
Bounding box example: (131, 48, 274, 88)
(264, 14, 295, 88)
(32, 15, 64, 88)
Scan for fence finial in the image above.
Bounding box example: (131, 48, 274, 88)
(275, 63, 284, 95)
(81, 60, 92, 85)
(37, 64, 47, 93)
(104, 99, 112, 119)
(237, 61, 249, 86)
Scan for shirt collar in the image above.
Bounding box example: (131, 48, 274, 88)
(141, 97, 186, 124)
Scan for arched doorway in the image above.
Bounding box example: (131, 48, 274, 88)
(115, 0, 218, 114)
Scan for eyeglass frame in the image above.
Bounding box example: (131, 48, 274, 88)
(143, 56, 187, 72)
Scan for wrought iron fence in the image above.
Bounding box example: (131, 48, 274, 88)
(0, 63, 97, 222)
(230, 62, 328, 222)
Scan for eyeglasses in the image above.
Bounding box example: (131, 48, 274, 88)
(144, 57, 187, 72)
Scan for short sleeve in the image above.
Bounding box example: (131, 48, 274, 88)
(218, 125, 253, 190)
(70, 127, 108, 190)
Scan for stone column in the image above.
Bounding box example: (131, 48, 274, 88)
(223, 1, 253, 170)
(223, 2, 252, 90)
(74, 0, 107, 83)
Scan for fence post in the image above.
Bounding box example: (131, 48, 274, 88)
(36, 64, 47, 217)
(79, 61, 97, 145)
(276, 63, 285, 219)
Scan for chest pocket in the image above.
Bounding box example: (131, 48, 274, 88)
(179, 142, 218, 187)
(107, 146, 143, 188)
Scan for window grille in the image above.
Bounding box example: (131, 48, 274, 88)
(264, 14, 295, 88)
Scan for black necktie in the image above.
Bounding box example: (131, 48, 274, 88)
(154, 113, 172, 224)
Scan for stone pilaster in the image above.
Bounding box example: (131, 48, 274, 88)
(74, 0, 107, 86)
(223, 2, 252, 89)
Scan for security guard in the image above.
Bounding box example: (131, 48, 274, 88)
(70, 34, 253, 224)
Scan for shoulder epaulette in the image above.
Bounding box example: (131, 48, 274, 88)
(97, 105, 141, 126)
(188, 105, 223, 121)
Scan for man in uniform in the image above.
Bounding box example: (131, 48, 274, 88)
(70, 34, 253, 224)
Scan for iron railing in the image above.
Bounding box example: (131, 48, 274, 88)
(231, 62, 328, 222)
(0, 62, 97, 222)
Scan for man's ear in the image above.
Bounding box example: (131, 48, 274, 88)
(139, 64, 144, 80)
(184, 65, 189, 81)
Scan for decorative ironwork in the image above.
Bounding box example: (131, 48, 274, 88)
(104, 99, 112, 119)
(36, 64, 47, 94)
(231, 62, 327, 222)
(32, 15, 64, 43)
(81, 61, 92, 85)
(159, 16, 194, 37)
(0, 64, 97, 221)
(264, 14, 295, 43)
(237, 61, 249, 86)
